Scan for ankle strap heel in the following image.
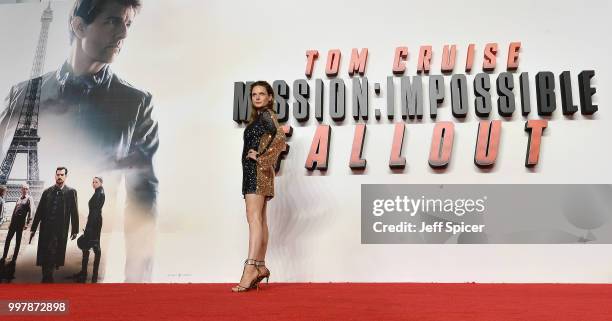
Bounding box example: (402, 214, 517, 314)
(254, 260, 271, 284)
(231, 259, 260, 292)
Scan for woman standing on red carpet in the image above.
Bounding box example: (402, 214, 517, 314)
(232, 81, 286, 292)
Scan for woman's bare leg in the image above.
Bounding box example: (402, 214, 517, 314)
(246, 194, 266, 259)
(233, 194, 266, 290)
(259, 200, 269, 261)
(257, 200, 270, 276)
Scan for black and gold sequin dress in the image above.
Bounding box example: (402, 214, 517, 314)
(242, 109, 286, 199)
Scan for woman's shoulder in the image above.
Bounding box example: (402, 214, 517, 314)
(262, 108, 279, 120)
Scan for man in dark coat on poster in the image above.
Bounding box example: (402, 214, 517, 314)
(30, 167, 79, 283)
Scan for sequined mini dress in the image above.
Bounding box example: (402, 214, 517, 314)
(242, 109, 286, 199)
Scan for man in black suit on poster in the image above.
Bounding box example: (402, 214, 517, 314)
(30, 167, 79, 283)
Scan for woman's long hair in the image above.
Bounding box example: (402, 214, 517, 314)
(248, 81, 276, 124)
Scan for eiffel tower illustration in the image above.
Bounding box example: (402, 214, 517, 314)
(0, 2, 53, 203)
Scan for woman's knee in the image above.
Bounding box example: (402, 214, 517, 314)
(246, 210, 263, 224)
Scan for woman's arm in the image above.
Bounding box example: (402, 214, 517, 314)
(257, 110, 279, 158)
(256, 111, 286, 168)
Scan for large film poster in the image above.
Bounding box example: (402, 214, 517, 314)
(0, 0, 610, 284)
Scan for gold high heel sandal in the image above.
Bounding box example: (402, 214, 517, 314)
(254, 260, 271, 285)
(231, 259, 260, 292)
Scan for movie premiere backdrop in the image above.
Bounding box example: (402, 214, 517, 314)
(0, 0, 610, 283)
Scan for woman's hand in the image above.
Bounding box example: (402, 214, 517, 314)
(246, 149, 259, 161)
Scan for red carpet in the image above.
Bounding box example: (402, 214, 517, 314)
(1, 283, 611, 320)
